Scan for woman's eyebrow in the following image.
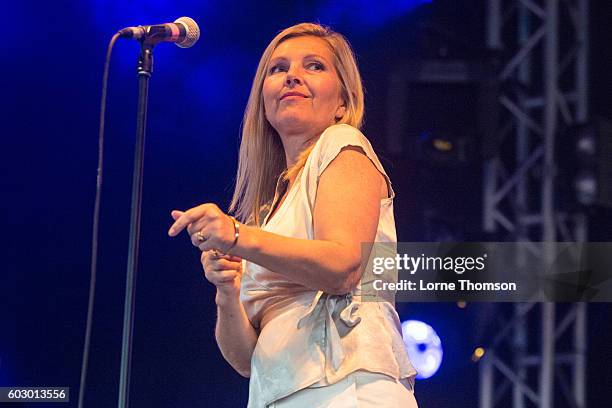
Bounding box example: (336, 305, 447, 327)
(269, 56, 288, 64)
(303, 53, 327, 60)
(269, 53, 330, 64)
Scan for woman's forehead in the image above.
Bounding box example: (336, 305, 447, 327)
(270, 36, 334, 61)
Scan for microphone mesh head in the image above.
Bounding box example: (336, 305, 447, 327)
(174, 17, 200, 48)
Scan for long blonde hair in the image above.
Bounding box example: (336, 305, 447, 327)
(229, 23, 365, 225)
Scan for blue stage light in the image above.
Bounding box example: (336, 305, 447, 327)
(317, 0, 431, 30)
(401, 319, 443, 379)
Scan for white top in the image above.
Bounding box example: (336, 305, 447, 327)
(240, 124, 416, 408)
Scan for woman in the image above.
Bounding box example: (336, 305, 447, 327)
(168, 23, 418, 407)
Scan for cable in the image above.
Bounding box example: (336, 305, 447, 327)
(78, 32, 121, 408)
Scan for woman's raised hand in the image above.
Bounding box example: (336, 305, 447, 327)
(168, 203, 236, 253)
(169, 203, 243, 298)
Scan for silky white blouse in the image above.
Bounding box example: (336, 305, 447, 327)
(240, 124, 416, 408)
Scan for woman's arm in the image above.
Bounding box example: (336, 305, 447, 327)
(237, 147, 383, 294)
(169, 146, 385, 294)
(214, 291, 258, 377)
(199, 250, 257, 377)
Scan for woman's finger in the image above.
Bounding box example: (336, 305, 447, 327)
(201, 250, 242, 269)
(215, 260, 242, 271)
(168, 205, 209, 236)
(186, 216, 209, 237)
(208, 250, 241, 262)
(192, 228, 209, 248)
(171, 210, 184, 221)
(224, 254, 243, 262)
(206, 258, 242, 272)
(205, 270, 239, 285)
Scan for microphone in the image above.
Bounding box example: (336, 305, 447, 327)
(118, 17, 200, 48)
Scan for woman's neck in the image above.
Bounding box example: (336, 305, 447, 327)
(279, 131, 317, 167)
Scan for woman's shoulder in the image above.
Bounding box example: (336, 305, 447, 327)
(304, 123, 394, 198)
(311, 124, 373, 167)
(316, 124, 369, 149)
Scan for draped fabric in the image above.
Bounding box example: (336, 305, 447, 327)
(240, 124, 417, 408)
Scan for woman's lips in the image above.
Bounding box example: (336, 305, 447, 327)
(280, 92, 308, 100)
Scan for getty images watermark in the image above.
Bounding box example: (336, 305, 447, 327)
(371, 252, 518, 292)
(360, 242, 612, 302)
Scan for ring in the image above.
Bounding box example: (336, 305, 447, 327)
(196, 230, 206, 242)
(212, 249, 221, 257)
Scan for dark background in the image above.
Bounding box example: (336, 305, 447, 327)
(2, 1, 611, 406)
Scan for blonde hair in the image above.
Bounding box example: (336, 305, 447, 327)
(229, 23, 364, 225)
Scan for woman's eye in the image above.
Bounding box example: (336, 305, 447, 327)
(307, 62, 324, 71)
(269, 64, 287, 74)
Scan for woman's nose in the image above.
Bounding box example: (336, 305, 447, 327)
(285, 67, 303, 86)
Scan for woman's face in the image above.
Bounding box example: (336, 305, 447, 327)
(262, 36, 345, 138)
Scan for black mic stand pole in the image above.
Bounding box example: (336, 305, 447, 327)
(118, 42, 153, 408)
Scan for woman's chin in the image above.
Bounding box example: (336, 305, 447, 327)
(274, 116, 314, 135)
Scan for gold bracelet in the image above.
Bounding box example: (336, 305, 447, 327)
(225, 215, 240, 254)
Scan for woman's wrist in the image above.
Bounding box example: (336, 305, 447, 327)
(224, 215, 240, 254)
(215, 288, 241, 308)
(231, 224, 260, 260)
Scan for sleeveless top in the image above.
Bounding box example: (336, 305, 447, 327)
(240, 124, 417, 408)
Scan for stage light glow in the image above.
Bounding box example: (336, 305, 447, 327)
(471, 347, 485, 362)
(317, 0, 431, 30)
(433, 138, 453, 151)
(401, 320, 443, 379)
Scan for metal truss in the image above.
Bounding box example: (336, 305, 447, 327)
(481, 1, 589, 407)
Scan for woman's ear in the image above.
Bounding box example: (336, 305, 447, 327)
(335, 104, 347, 120)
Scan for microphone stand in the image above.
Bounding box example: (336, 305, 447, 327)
(118, 42, 153, 408)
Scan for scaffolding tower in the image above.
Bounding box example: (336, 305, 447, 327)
(481, 1, 589, 407)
